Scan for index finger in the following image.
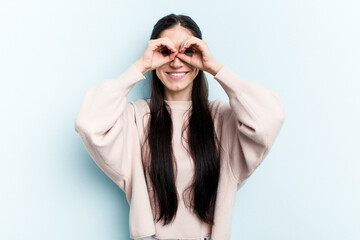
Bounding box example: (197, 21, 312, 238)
(180, 36, 202, 51)
(155, 37, 177, 53)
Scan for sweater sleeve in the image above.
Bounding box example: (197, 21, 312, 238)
(214, 66, 285, 187)
(74, 64, 146, 192)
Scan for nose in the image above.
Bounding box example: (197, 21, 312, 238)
(169, 55, 183, 68)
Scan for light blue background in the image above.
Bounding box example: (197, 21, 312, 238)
(1, 0, 359, 239)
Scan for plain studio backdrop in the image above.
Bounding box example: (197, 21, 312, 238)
(0, 0, 359, 239)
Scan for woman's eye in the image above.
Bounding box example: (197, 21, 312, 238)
(184, 48, 194, 56)
(160, 47, 172, 56)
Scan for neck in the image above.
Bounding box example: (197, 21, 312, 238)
(164, 90, 191, 101)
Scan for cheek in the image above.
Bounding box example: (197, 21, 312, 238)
(191, 69, 199, 79)
(155, 69, 160, 79)
(155, 69, 166, 86)
(155, 70, 163, 83)
(155, 68, 166, 80)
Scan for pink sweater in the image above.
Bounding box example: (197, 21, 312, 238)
(74, 64, 285, 240)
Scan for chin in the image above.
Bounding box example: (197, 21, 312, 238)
(165, 82, 187, 91)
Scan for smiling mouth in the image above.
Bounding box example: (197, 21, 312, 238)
(166, 72, 189, 80)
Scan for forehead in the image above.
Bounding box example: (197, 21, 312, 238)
(159, 25, 194, 47)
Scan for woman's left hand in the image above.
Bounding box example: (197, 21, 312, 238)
(176, 37, 223, 76)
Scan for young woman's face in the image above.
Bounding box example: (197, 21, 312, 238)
(156, 25, 199, 101)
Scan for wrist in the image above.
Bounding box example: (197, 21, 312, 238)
(207, 61, 223, 76)
(134, 59, 149, 75)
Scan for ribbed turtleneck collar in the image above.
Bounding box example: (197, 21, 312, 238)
(164, 100, 192, 111)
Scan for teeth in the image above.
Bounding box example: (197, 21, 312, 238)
(170, 73, 186, 76)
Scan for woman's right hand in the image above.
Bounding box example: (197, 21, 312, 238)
(134, 37, 177, 74)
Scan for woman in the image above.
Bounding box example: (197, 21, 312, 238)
(75, 13, 285, 240)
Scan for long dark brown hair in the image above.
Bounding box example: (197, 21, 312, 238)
(146, 13, 220, 225)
